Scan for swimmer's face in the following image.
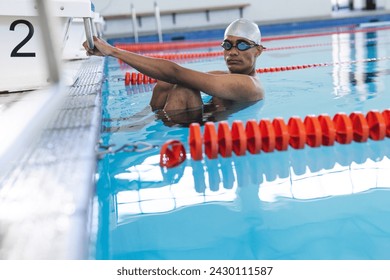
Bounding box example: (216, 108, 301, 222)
(223, 36, 263, 75)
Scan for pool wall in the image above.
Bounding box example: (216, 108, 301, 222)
(94, 0, 390, 40)
(108, 10, 390, 44)
(0, 57, 104, 259)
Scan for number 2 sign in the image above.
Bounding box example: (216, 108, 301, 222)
(1, 16, 50, 92)
(1, 0, 94, 93)
(9, 19, 36, 57)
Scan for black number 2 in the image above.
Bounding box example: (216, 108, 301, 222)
(9, 19, 36, 57)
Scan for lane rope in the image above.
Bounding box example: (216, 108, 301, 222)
(186, 110, 389, 161)
(117, 37, 389, 67)
(123, 56, 390, 86)
(115, 25, 390, 52)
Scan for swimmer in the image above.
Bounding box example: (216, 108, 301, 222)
(83, 19, 265, 125)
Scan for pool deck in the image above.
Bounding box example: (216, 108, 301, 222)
(0, 57, 104, 259)
(0, 9, 390, 259)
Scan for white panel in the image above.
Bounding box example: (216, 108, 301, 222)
(0, 0, 92, 17)
(94, 0, 333, 38)
(0, 16, 50, 92)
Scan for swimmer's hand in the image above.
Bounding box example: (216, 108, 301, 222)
(83, 36, 115, 57)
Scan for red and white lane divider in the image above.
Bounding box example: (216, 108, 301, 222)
(257, 56, 390, 73)
(123, 56, 390, 86)
(124, 72, 157, 85)
(159, 110, 389, 167)
(117, 37, 385, 67)
(188, 110, 390, 161)
(115, 25, 390, 52)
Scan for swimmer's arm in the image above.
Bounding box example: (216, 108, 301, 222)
(201, 70, 264, 101)
(186, 72, 264, 102)
(116, 46, 264, 101)
(84, 37, 263, 101)
(84, 37, 191, 84)
(119, 55, 263, 102)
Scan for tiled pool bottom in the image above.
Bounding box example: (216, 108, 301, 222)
(0, 57, 104, 259)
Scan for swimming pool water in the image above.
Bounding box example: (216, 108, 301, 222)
(92, 24, 390, 260)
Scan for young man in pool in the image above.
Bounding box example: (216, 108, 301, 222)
(83, 19, 265, 125)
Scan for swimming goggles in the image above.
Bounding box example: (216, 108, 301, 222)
(221, 40, 259, 51)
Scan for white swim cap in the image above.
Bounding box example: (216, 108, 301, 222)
(224, 19, 261, 45)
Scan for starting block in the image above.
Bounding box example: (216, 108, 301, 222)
(0, 0, 94, 92)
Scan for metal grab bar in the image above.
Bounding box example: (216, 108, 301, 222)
(83, 17, 95, 49)
(131, 3, 139, 43)
(154, 2, 163, 42)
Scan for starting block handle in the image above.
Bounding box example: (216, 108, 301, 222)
(83, 17, 94, 49)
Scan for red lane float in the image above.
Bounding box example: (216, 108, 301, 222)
(246, 120, 262, 154)
(204, 122, 218, 159)
(259, 119, 275, 153)
(124, 72, 156, 86)
(350, 112, 369, 142)
(131, 72, 137, 85)
(333, 113, 353, 144)
(137, 73, 144, 84)
(125, 72, 130, 85)
(189, 123, 202, 161)
(183, 109, 389, 162)
(304, 115, 322, 147)
(143, 74, 149, 84)
(384, 109, 390, 137)
(231, 121, 247, 156)
(159, 140, 186, 168)
(318, 114, 336, 146)
(218, 121, 232, 158)
(366, 110, 386, 141)
(272, 118, 289, 151)
(288, 117, 306, 149)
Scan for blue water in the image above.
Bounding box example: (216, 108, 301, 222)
(92, 24, 390, 260)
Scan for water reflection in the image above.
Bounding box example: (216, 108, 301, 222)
(108, 139, 390, 224)
(332, 29, 387, 101)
